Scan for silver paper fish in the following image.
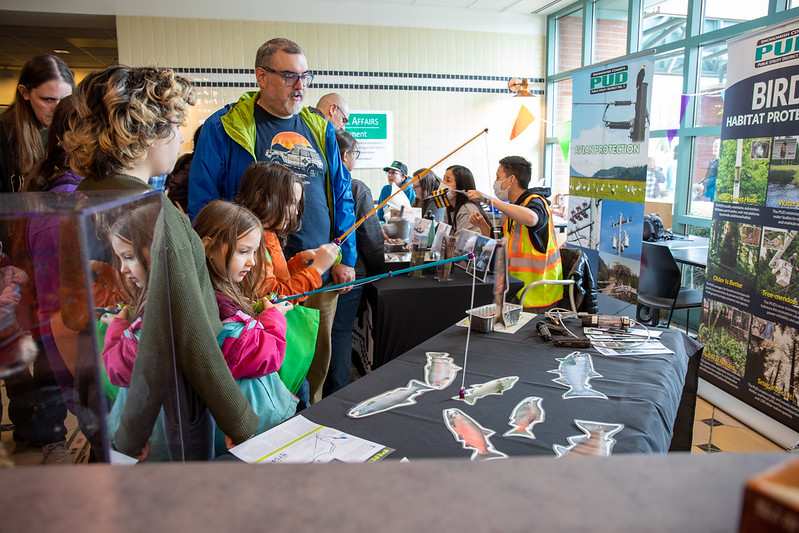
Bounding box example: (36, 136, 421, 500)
(443, 408, 507, 461)
(553, 419, 624, 457)
(548, 351, 607, 399)
(347, 379, 433, 418)
(503, 396, 545, 439)
(452, 376, 519, 405)
(424, 352, 461, 389)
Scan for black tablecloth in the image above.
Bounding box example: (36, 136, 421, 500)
(355, 267, 523, 371)
(306, 320, 702, 459)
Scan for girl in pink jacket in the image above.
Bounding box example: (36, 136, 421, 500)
(193, 200, 297, 453)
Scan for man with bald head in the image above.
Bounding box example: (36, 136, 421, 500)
(189, 38, 357, 404)
(311, 93, 350, 130)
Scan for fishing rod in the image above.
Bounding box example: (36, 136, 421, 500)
(271, 253, 474, 304)
(336, 128, 489, 245)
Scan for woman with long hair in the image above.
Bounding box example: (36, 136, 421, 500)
(442, 165, 490, 238)
(0, 55, 74, 192)
(23, 95, 81, 192)
(64, 65, 260, 461)
(411, 168, 444, 222)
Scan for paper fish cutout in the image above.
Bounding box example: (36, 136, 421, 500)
(553, 419, 624, 457)
(443, 408, 507, 461)
(452, 376, 519, 405)
(424, 352, 461, 390)
(548, 351, 607, 399)
(504, 396, 545, 439)
(347, 380, 433, 418)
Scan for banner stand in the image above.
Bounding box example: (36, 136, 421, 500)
(699, 379, 799, 449)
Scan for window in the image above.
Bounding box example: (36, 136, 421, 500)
(650, 48, 685, 130)
(556, 9, 585, 73)
(546, 0, 799, 231)
(688, 135, 720, 217)
(641, 0, 688, 49)
(695, 42, 727, 127)
(594, 0, 630, 63)
(703, 0, 770, 33)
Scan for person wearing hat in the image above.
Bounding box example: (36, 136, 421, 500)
(377, 160, 416, 222)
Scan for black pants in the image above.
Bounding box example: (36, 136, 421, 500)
(3, 337, 67, 447)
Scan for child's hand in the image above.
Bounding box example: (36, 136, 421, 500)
(310, 243, 339, 274)
(258, 297, 292, 316)
(99, 306, 127, 325)
(300, 250, 316, 265)
(135, 441, 151, 462)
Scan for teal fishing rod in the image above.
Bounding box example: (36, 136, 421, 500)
(271, 252, 474, 304)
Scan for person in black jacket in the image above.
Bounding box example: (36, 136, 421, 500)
(325, 130, 384, 395)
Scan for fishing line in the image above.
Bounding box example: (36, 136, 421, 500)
(337, 128, 489, 245)
(458, 257, 478, 399)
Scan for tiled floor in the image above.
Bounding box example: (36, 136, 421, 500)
(690, 396, 785, 454)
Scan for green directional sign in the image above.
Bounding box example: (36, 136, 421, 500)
(346, 113, 388, 140)
(344, 111, 393, 169)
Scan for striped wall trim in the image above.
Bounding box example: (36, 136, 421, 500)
(172, 68, 545, 95)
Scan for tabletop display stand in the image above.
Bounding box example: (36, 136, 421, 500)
(0, 190, 184, 465)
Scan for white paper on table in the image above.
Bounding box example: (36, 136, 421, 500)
(109, 449, 139, 466)
(230, 415, 394, 464)
(592, 340, 674, 356)
(583, 327, 662, 339)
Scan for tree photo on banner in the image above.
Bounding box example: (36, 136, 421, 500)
(566, 52, 655, 302)
(699, 17, 799, 435)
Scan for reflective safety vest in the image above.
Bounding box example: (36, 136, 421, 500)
(504, 194, 563, 308)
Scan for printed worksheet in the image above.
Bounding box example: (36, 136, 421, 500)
(230, 416, 394, 464)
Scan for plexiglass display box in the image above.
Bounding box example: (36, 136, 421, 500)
(0, 189, 188, 465)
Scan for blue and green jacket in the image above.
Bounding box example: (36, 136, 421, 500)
(188, 91, 357, 267)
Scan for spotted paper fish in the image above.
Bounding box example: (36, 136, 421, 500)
(443, 408, 507, 461)
(553, 419, 624, 457)
(424, 352, 461, 390)
(548, 351, 607, 399)
(452, 376, 519, 405)
(503, 396, 545, 439)
(347, 379, 433, 418)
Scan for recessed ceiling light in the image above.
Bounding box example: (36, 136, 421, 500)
(53, 49, 71, 54)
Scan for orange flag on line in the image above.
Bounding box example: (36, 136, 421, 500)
(510, 105, 534, 141)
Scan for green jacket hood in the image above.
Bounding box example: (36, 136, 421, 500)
(220, 92, 330, 161)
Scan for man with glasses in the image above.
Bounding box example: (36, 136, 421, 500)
(310, 93, 350, 130)
(188, 37, 357, 405)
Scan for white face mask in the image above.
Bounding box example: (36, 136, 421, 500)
(493, 178, 510, 201)
(438, 184, 456, 202)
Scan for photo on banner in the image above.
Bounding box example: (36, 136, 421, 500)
(699, 17, 799, 434)
(566, 51, 655, 303)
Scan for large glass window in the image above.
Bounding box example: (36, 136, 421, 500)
(594, 0, 629, 64)
(550, 78, 574, 137)
(651, 48, 685, 130)
(689, 135, 721, 217)
(646, 136, 678, 203)
(641, 0, 688, 49)
(695, 41, 727, 127)
(703, 0, 770, 33)
(556, 9, 585, 73)
(547, 0, 798, 229)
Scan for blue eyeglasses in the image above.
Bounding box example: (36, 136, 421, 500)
(259, 65, 315, 87)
